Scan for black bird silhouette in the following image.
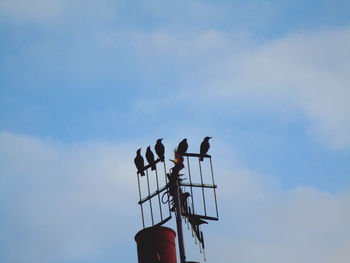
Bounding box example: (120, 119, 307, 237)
(134, 148, 145, 176)
(188, 214, 208, 226)
(188, 214, 207, 245)
(146, 146, 156, 170)
(200, 136, 212, 161)
(154, 138, 165, 162)
(181, 192, 191, 215)
(177, 138, 188, 155)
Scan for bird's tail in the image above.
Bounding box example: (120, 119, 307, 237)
(160, 156, 165, 162)
(151, 164, 156, 171)
(139, 170, 145, 176)
(200, 155, 204, 161)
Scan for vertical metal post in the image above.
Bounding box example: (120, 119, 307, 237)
(209, 158, 219, 218)
(155, 168, 163, 221)
(146, 169, 154, 226)
(174, 172, 186, 263)
(198, 158, 207, 216)
(187, 156, 195, 213)
(137, 173, 145, 228)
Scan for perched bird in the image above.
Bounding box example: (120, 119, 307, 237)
(181, 192, 191, 201)
(200, 136, 212, 161)
(177, 138, 188, 155)
(181, 192, 191, 215)
(154, 138, 165, 162)
(134, 148, 145, 176)
(188, 214, 208, 226)
(146, 146, 156, 170)
(188, 214, 207, 246)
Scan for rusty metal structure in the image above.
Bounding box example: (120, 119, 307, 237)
(134, 138, 219, 263)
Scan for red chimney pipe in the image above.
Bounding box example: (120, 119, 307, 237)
(135, 226, 177, 263)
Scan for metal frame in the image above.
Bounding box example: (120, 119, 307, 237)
(135, 141, 219, 263)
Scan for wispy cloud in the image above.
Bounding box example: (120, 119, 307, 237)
(126, 26, 350, 149)
(225, 27, 350, 149)
(208, 165, 350, 263)
(1, 1, 349, 149)
(0, 132, 138, 263)
(0, 0, 65, 23)
(1, 1, 349, 262)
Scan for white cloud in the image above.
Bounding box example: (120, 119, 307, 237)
(227, 27, 350, 149)
(0, 132, 139, 263)
(0, 0, 118, 26)
(1, 132, 349, 263)
(1, 1, 349, 150)
(128, 26, 350, 149)
(0, 0, 64, 23)
(203, 166, 350, 263)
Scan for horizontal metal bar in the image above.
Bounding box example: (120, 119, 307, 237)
(180, 182, 217, 189)
(182, 153, 211, 158)
(138, 158, 162, 173)
(138, 184, 168, 205)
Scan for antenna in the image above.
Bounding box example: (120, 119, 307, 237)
(134, 138, 219, 263)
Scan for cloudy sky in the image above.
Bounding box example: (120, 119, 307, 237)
(1, 1, 350, 262)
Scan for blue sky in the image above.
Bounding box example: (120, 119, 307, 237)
(1, 1, 350, 263)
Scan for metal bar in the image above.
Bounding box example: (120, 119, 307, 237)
(146, 169, 154, 226)
(198, 158, 207, 216)
(199, 232, 202, 254)
(174, 173, 186, 263)
(193, 221, 197, 245)
(210, 158, 219, 218)
(137, 173, 145, 228)
(140, 158, 162, 172)
(154, 215, 172, 227)
(201, 230, 205, 249)
(138, 184, 168, 204)
(183, 153, 211, 158)
(138, 158, 160, 172)
(203, 244, 206, 262)
(186, 156, 195, 214)
(180, 182, 217, 189)
(155, 167, 163, 221)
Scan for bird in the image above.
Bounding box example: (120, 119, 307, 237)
(181, 192, 191, 201)
(134, 148, 145, 176)
(181, 192, 191, 215)
(154, 138, 165, 162)
(177, 138, 188, 155)
(200, 136, 212, 161)
(188, 214, 208, 226)
(188, 214, 207, 246)
(146, 146, 156, 170)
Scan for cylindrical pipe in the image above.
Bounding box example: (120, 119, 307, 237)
(135, 226, 177, 263)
